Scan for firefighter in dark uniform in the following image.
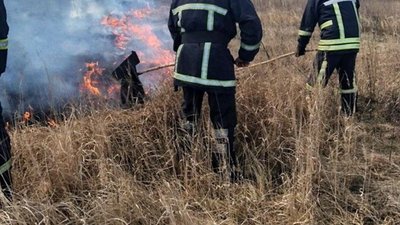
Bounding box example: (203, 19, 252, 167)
(0, 0, 12, 200)
(168, 0, 262, 179)
(296, 0, 361, 116)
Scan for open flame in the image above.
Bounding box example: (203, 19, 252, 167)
(81, 62, 104, 96)
(80, 6, 174, 98)
(101, 8, 162, 51)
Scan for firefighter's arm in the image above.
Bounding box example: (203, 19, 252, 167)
(296, 0, 318, 57)
(0, 0, 8, 75)
(168, 4, 182, 52)
(230, 0, 263, 65)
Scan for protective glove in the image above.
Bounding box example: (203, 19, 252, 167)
(234, 58, 250, 67)
(295, 45, 306, 57)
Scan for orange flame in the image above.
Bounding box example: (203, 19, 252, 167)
(81, 62, 104, 96)
(101, 8, 174, 65)
(81, 6, 174, 98)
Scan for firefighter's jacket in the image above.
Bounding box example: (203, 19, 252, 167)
(0, 0, 8, 74)
(298, 0, 360, 52)
(168, 0, 263, 92)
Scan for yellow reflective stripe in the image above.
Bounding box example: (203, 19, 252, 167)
(339, 87, 358, 94)
(207, 11, 214, 31)
(298, 30, 312, 36)
(0, 160, 11, 175)
(318, 43, 360, 51)
(306, 83, 314, 91)
(177, 11, 182, 27)
(172, 3, 228, 15)
(319, 37, 360, 45)
(174, 72, 236, 87)
(201, 43, 211, 79)
(240, 42, 260, 51)
(324, 0, 356, 6)
(320, 20, 333, 30)
(0, 38, 8, 50)
(318, 59, 328, 83)
(214, 129, 229, 139)
(172, 4, 226, 31)
(333, 3, 345, 39)
(175, 44, 184, 72)
(352, 2, 361, 36)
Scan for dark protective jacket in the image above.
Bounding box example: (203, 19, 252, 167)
(298, 0, 360, 52)
(168, 0, 263, 93)
(0, 0, 8, 74)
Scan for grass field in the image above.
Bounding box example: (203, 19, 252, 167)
(1, 0, 399, 224)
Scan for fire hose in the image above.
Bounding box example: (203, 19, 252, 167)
(137, 49, 317, 75)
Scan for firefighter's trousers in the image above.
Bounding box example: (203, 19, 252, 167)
(0, 103, 11, 200)
(309, 51, 358, 116)
(181, 86, 238, 177)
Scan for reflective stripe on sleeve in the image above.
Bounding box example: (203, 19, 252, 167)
(240, 42, 260, 51)
(298, 30, 312, 36)
(320, 20, 333, 30)
(0, 38, 8, 50)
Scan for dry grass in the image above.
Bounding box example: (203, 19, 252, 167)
(0, 0, 399, 224)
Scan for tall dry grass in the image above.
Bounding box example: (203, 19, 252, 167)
(0, 0, 399, 224)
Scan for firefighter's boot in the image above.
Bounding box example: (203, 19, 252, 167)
(341, 93, 357, 116)
(212, 141, 229, 181)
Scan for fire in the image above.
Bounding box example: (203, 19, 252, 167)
(80, 62, 120, 98)
(81, 62, 104, 96)
(101, 8, 165, 51)
(101, 8, 174, 65)
(80, 6, 174, 98)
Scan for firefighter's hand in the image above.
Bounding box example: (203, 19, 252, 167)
(295, 46, 306, 57)
(235, 58, 250, 67)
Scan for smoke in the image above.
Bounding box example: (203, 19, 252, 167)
(1, 0, 172, 117)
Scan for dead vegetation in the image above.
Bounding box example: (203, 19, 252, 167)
(0, 0, 399, 224)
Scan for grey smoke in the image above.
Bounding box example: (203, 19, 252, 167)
(1, 0, 172, 117)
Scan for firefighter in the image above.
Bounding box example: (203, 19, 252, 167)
(296, 0, 361, 116)
(0, 0, 12, 200)
(168, 0, 263, 180)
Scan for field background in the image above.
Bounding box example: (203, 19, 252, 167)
(1, 0, 399, 224)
